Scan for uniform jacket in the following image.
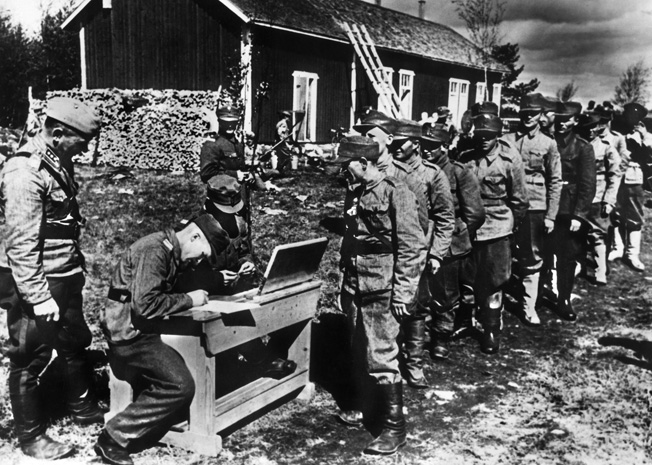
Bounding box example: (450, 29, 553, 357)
(458, 139, 528, 241)
(204, 201, 252, 271)
(404, 155, 455, 261)
(590, 136, 621, 205)
(100, 229, 193, 343)
(429, 150, 485, 257)
(341, 175, 427, 305)
(554, 132, 596, 222)
(502, 126, 562, 220)
(0, 135, 84, 304)
(199, 135, 245, 183)
(381, 158, 428, 233)
(624, 132, 652, 188)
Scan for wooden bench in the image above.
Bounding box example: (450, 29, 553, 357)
(106, 280, 321, 456)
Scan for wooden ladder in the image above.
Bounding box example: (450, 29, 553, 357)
(343, 22, 402, 119)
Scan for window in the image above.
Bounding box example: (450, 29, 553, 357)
(292, 71, 319, 142)
(448, 78, 470, 128)
(399, 69, 414, 119)
(476, 82, 486, 104)
(377, 67, 394, 115)
(492, 83, 502, 112)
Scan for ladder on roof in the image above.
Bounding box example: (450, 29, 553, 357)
(343, 22, 402, 119)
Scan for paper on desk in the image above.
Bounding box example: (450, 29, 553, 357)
(193, 299, 260, 314)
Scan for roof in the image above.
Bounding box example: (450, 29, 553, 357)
(223, 0, 506, 72)
(63, 0, 506, 73)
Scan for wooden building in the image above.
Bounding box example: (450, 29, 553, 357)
(63, 0, 506, 143)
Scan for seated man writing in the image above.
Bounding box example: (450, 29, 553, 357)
(94, 214, 230, 465)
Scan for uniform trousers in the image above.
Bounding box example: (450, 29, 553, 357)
(427, 253, 476, 336)
(4, 271, 92, 442)
(552, 216, 587, 297)
(341, 288, 401, 385)
(105, 334, 195, 449)
(514, 211, 546, 274)
(617, 184, 645, 231)
(473, 236, 511, 328)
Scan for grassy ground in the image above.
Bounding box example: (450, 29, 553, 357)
(1, 164, 652, 464)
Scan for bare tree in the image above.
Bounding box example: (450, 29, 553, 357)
(613, 61, 651, 107)
(556, 80, 578, 102)
(452, 0, 506, 95)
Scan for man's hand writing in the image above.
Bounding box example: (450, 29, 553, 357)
(187, 289, 209, 307)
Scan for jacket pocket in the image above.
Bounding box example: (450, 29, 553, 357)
(482, 175, 506, 199)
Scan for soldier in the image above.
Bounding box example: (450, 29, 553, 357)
(502, 93, 562, 326)
(390, 120, 455, 387)
(609, 103, 651, 271)
(0, 98, 103, 459)
(538, 95, 560, 138)
(334, 136, 427, 455)
(420, 123, 485, 359)
(94, 214, 230, 465)
(199, 105, 249, 184)
(578, 112, 622, 285)
(457, 114, 528, 354)
(549, 101, 596, 321)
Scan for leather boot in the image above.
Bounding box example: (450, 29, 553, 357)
(401, 317, 429, 389)
(556, 261, 577, 322)
(609, 226, 625, 261)
(429, 333, 450, 360)
(20, 434, 75, 460)
(363, 383, 406, 455)
(94, 430, 133, 465)
(452, 301, 475, 339)
(64, 356, 106, 425)
(68, 393, 107, 425)
(593, 243, 608, 285)
(625, 230, 645, 272)
(480, 326, 500, 354)
(521, 273, 541, 326)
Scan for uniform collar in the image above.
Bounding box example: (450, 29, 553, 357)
(163, 229, 183, 266)
(516, 124, 541, 140)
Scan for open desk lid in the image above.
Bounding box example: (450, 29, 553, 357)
(259, 237, 329, 295)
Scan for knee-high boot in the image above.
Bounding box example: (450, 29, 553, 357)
(400, 316, 429, 389)
(363, 383, 407, 455)
(521, 272, 541, 325)
(556, 259, 578, 321)
(625, 230, 645, 272)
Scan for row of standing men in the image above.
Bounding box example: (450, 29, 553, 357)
(329, 94, 651, 455)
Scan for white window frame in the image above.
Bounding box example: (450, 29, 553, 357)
(475, 82, 486, 104)
(448, 78, 470, 128)
(398, 69, 415, 119)
(377, 66, 394, 115)
(292, 71, 319, 142)
(492, 83, 502, 113)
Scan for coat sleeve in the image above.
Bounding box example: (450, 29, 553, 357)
(390, 183, 427, 305)
(131, 245, 194, 319)
(456, 164, 486, 237)
(427, 169, 455, 261)
(602, 144, 622, 206)
(507, 152, 529, 229)
(544, 139, 562, 221)
(573, 142, 596, 222)
(2, 161, 51, 304)
(199, 140, 223, 183)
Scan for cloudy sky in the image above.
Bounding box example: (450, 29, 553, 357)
(3, 0, 652, 105)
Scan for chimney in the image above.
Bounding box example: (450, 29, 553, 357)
(375, 0, 381, 5)
(418, 0, 426, 19)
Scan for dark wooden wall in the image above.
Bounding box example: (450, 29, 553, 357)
(252, 28, 353, 143)
(83, 0, 240, 90)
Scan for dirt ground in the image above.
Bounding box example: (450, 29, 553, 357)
(1, 165, 651, 464)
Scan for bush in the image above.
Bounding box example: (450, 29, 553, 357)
(47, 88, 222, 171)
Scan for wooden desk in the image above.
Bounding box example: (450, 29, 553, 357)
(106, 280, 321, 456)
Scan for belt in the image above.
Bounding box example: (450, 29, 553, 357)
(482, 198, 506, 207)
(41, 223, 80, 240)
(355, 241, 393, 255)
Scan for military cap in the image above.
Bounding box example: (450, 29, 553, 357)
(393, 119, 422, 139)
(578, 112, 601, 128)
(436, 106, 451, 117)
(191, 213, 230, 266)
(592, 104, 614, 123)
(473, 114, 502, 135)
(353, 110, 398, 135)
(217, 105, 239, 121)
(421, 123, 450, 144)
(519, 93, 544, 112)
(46, 97, 101, 140)
(471, 101, 499, 117)
(207, 174, 244, 214)
(623, 103, 648, 127)
(540, 95, 559, 113)
(555, 101, 582, 117)
(329, 136, 380, 164)
(278, 110, 292, 119)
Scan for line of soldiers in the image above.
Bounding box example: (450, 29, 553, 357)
(330, 94, 651, 455)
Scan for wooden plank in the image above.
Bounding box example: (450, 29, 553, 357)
(213, 370, 310, 432)
(162, 430, 222, 456)
(202, 288, 320, 355)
